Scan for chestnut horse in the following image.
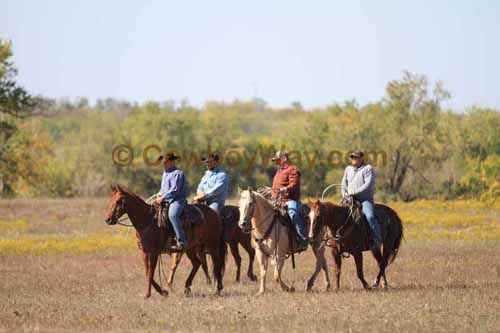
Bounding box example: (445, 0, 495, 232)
(166, 205, 257, 286)
(307, 200, 403, 291)
(105, 184, 226, 298)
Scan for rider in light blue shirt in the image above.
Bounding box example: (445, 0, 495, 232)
(193, 153, 229, 214)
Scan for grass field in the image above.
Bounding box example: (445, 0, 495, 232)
(1, 198, 500, 332)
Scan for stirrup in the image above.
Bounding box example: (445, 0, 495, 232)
(170, 242, 186, 252)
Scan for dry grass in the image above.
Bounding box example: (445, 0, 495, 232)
(1, 198, 500, 332)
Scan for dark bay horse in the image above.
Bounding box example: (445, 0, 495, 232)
(307, 199, 403, 291)
(104, 184, 226, 298)
(166, 205, 257, 286)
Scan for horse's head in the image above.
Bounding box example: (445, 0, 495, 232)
(237, 186, 255, 233)
(105, 184, 128, 225)
(307, 199, 323, 243)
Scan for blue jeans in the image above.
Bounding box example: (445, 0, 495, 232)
(208, 201, 223, 215)
(286, 200, 308, 241)
(361, 200, 381, 243)
(168, 200, 186, 244)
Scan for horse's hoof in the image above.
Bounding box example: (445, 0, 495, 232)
(325, 284, 332, 292)
(256, 291, 265, 296)
(248, 274, 258, 282)
(161, 289, 169, 297)
(144, 294, 151, 299)
(289, 287, 295, 293)
(184, 288, 192, 296)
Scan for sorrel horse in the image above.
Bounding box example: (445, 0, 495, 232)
(307, 199, 403, 291)
(104, 184, 226, 298)
(166, 205, 257, 286)
(238, 187, 296, 294)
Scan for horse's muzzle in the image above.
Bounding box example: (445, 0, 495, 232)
(238, 220, 251, 233)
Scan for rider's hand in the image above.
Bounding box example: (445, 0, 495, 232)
(194, 192, 206, 202)
(154, 197, 163, 205)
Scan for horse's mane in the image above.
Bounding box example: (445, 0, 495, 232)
(318, 200, 347, 216)
(256, 186, 272, 200)
(249, 189, 273, 208)
(116, 185, 149, 205)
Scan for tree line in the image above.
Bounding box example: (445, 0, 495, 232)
(1, 40, 498, 201)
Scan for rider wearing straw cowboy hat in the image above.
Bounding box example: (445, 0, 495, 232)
(271, 150, 308, 252)
(154, 152, 189, 251)
(341, 149, 381, 249)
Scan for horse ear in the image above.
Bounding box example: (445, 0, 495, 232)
(110, 184, 116, 192)
(116, 184, 123, 192)
(248, 186, 253, 193)
(316, 199, 320, 204)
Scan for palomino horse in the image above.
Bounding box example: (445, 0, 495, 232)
(104, 184, 226, 298)
(166, 205, 257, 286)
(238, 187, 295, 294)
(307, 199, 403, 291)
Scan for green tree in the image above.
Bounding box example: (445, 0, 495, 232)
(0, 39, 47, 195)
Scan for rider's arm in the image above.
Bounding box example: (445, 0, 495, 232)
(162, 171, 184, 202)
(341, 168, 349, 197)
(196, 174, 206, 194)
(285, 167, 299, 192)
(350, 166, 375, 196)
(204, 173, 228, 199)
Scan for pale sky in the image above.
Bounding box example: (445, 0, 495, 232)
(2, 0, 499, 110)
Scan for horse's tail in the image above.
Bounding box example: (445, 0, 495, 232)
(388, 211, 404, 265)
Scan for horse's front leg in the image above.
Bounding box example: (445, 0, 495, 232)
(306, 243, 331, 291)
(167, 252, 183, 288)
(146, 253, 168, 297)
(307, 244, 326, 292)
(241, 237, 257, 281)
(332, 248, 342, 291)
(353, 251, 370, 290)
(256, 248, 268, 295)
(274, 254, 294, 292)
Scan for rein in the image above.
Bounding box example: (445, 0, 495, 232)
(254, 215, 277, 242)
(114, 194, 158, 228)
(250, 193, 280, 242)
(311, 200, 356, 251)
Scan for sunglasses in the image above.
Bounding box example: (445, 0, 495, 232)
(350, 155, 361, 159)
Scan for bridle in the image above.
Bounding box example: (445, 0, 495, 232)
(239, 191, 276, 235)
(310, 200, 356, 247)
(109, 196, 156, 242)
(239, 195, 256, 233)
